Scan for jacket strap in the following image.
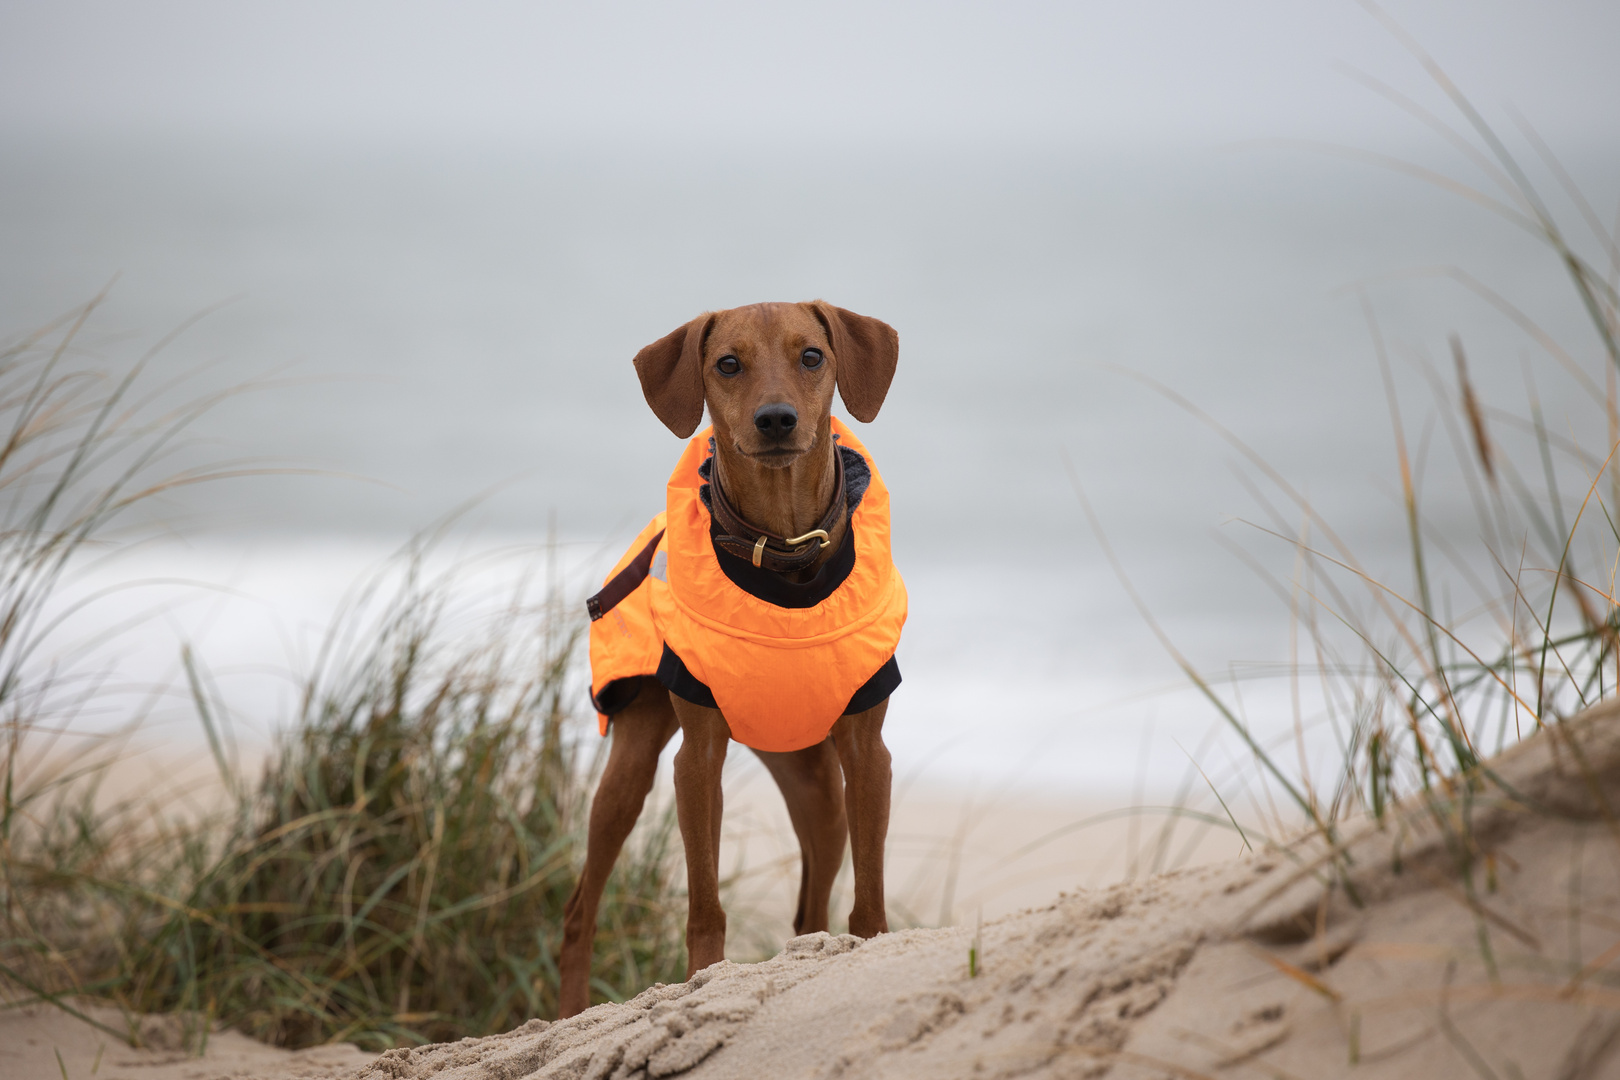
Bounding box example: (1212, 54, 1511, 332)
(586, 528, 666, 621)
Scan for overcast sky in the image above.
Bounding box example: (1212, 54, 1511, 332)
(2, 0, 1616, 149)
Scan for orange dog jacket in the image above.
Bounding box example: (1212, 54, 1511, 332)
(587, 418, 907, 752)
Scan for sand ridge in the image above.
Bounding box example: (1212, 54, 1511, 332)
(9, 702, 1619, 1079)
(336, 700, 1620, 1079)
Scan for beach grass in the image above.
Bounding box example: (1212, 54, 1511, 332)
(1071, 2, 1620, 914)
(0, 305, 689, 1050)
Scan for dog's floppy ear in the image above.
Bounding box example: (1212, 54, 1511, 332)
(633, 313, 714, 438)
(811, 302, 899, 423)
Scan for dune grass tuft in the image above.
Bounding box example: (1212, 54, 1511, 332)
(121, 550, 685, 1049)
(0, 301, 689, 1051)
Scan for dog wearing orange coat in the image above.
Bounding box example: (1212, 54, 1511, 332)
(557, 301, 905, 1017)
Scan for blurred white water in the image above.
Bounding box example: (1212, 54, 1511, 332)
(32, 526, 1396, 805)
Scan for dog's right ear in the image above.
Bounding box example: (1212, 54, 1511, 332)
(633, 313, 714, 438)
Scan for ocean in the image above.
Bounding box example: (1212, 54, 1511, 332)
(3, 131, 1616, 798)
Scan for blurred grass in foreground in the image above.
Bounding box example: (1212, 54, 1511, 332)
(1069, 3, 1620, 906)
(0, 303, 686, 1050)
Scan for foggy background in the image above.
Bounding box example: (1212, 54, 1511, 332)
(2, 0, 1617, 797)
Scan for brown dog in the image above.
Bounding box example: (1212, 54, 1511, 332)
(557, 301, 901, 1017)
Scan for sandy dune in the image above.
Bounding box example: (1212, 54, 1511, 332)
(11, 701, 1620, 1079)
(344, 699, 1620, 1077)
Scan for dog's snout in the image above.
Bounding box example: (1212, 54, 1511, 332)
(753, 402, 798, 441)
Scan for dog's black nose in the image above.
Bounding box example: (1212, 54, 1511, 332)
(753, 402, 798, 441)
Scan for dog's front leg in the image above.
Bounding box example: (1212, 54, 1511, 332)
(832, 701, 891, 939)
(670, 695, 732, 976)
(558, 679, 677, 1017)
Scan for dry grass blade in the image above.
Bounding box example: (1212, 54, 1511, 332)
(1453, 335, 1495, 483)
(1561, 936, 1620, 997)
(1244, 942, 1343, 1002)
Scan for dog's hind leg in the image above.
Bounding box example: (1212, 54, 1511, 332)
(753, 739, 847, 936)
(558, 677, 677, 1018)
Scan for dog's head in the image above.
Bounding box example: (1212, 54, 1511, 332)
(633, 302, 897, 468)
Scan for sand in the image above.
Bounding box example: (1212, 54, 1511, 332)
(9, 702, 1620, 1079)
(0, 1001, 372, 1080)
(717, 762, 1241, 957)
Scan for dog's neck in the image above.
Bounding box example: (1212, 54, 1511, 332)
(712, 419, 848, 578)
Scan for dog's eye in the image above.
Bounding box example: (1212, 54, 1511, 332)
(801, 348, 824, 369)
(716, 355, 741, 376)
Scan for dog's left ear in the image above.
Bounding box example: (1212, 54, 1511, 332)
(811, 302, 898, 423)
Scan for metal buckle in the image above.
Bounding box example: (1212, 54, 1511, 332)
(751, 529, 830, 568)
(785, 529, 831, 548)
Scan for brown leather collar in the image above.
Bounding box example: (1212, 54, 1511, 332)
(707, 447, 846, 573)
